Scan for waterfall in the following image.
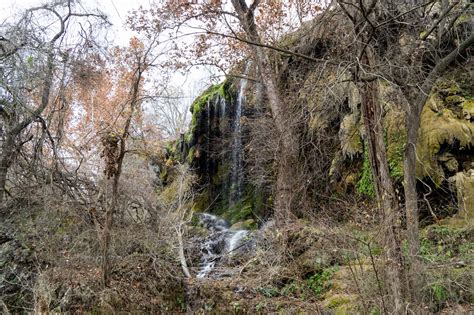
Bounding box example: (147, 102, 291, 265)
(219, 94, 226, 118)
(230, 64, 250, 205)
(196, 213, 250, 279)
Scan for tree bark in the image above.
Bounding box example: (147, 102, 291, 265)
(101, 165, 121, 287)
(358, 48, 406, 313)
(176, 224, 191, 278)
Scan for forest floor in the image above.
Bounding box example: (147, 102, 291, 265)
(1, 198, 473, 313)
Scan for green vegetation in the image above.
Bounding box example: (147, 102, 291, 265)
(188, 80, 234, 136)
(416, 82, 474, 185)
(307, 267, 337, 297)
(356, 147, 375, 197)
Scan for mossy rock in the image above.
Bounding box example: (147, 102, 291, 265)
(449, 171, 474, 224)
(322, 293, 357, 313)
(462, 99, 474, 120)
(192, 190, 211, 212)
(184, 79, 236, 166)
(435, 80, 462, 97)
(230, 219, 256, 230)
(445, 95, 465, 106)
(384, 107, 406, 181)
(339, 112, 363, 158)
(416, 95, 474, 186)
(224, 201, 254, 225)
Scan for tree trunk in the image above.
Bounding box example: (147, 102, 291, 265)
(101, 67, 143, 287)
(231, 0, 299, 222)
(176, 224, 191, 278)
(359, 48, 406, 313)
(0, 153, 9, 204)
(0, 134, 14, 203)
(359, 80, 405, 313)
(101, 172, 120, 287)
(258, 54, 299, 222)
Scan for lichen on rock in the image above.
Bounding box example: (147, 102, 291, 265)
(416, 95, 474, 186)
(339, 112, 363, 159)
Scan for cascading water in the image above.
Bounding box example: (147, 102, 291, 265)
(197, 213, 250, 279)
(219, 94, 226, 119)
(230, 64, 250, 205)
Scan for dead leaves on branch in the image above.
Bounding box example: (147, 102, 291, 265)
(101, 132, 121, 179)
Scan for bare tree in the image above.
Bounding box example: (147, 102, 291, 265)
(147, 85, 191, 140)
(230, 0, 300, 222)
(335, 1, 407, 311)
(395, 2, 474, 302)
(335, 0, 473, 309)
(0, 0, 108, 203)
(99, 40, 152, 287)
(165, 164, 195, 278)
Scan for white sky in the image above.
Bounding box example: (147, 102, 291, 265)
(0, 0, 149, 45)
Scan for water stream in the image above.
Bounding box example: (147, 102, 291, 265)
(230, 64, 250, 206)
(197, 213, 250, 279)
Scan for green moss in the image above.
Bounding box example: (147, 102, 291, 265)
(339, 113, 363, 158)
(455, 13, 472, 26)
(434, 80, 462, 97)
(224, 199, 254, 225)
(189, 80, 233, 117)
(186, 147, 195, 164)
(160, 167, 168, 183)
(192, 189, 211, 212)
(416, 96, 474, 185)
(462, 98, 474, 120)
(356, 106, 405, 196)
(184, 80, 235, 166)
(445, 95, 464, 106)
(327, 296, 350, 309)
(386, 131, 406, 182)
(381, 106, 407, 182)
(430, 283, 448, 304)
(188, 83, 223, 139)
(212, 163, 230, 185)
(165, 142, 176, 156)
(463, 99, 474, 110)
(356, 147, 375, 197)
(184, 131, 193, 144)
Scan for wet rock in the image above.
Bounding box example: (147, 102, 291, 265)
(230, 219, 255, 230)
(196, 213, 253, 278)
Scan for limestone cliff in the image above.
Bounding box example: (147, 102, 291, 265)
(165, 20, 474, 225)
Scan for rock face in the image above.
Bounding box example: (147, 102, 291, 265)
(164, 23, 473, 224)
(170, 75, 268, 225)
(451, 170, 474, 222)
